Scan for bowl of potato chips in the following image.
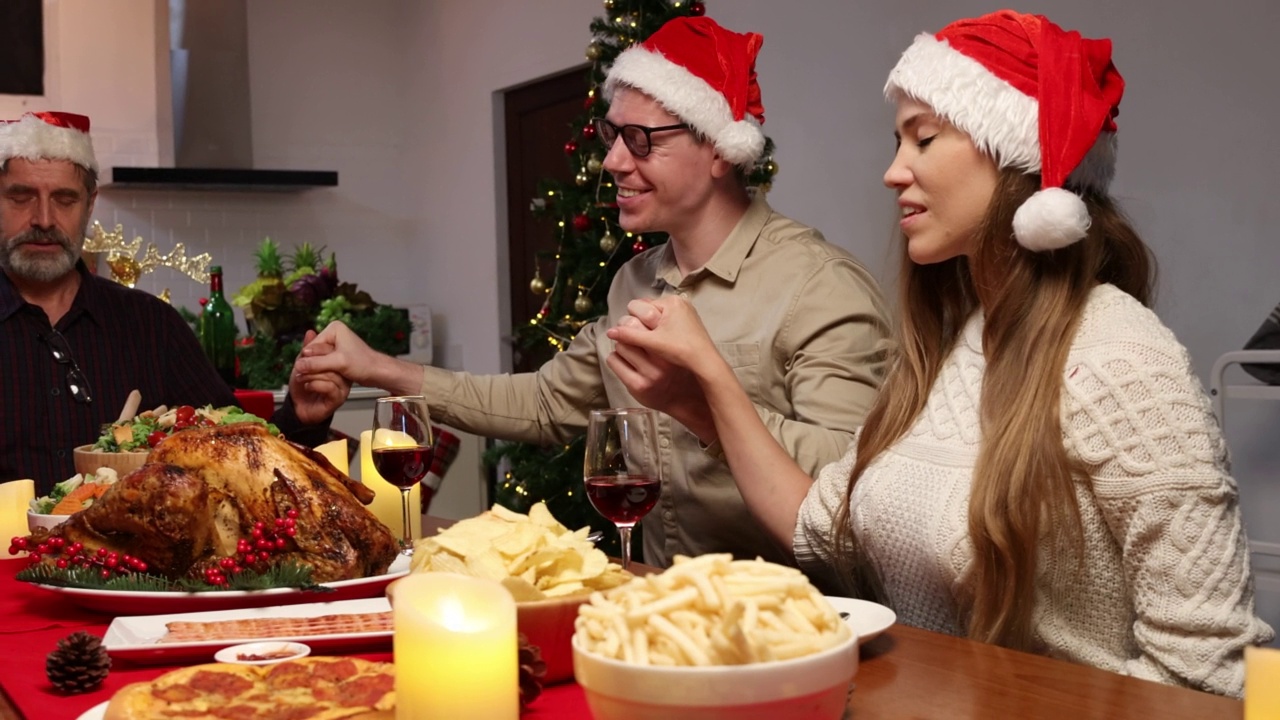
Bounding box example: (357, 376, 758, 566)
(571, 554, 857, 720)
(392, 503, 631, 682)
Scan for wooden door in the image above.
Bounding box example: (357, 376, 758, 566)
(503, 65, 590, 373)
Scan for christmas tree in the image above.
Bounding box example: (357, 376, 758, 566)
(487, 0, 777, 554)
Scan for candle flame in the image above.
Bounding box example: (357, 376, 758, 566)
(437, 595, 489, 633)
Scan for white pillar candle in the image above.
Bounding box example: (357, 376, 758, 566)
(394, 573, 518, 720)
(0, 480, 35, 558)
(314, 439, 349, 475)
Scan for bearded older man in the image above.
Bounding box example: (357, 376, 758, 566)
(0, 112, 345, 493)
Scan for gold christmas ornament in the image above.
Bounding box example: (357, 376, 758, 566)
(602, 0, 614, 9)
(599, 230, 618, 253)
(82, 221, 212, 288)
(764, 158, 779, 176)
(757, 181, 773, 194)
(586, 154, 603, 174)
(574, 291, 592, 314)
(529, 273, 547, 295)
(575, 170, 591, 186)
(585, 42, 602, 61)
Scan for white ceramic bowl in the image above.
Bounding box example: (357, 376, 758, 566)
(572, 624, 858, 720)
(26, 511, 68, 533)
(214, 642, 311, 666)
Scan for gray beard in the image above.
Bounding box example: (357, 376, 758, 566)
(0, 228, 82, 283)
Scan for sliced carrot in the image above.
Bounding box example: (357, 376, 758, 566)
(51, 483, 111, 515)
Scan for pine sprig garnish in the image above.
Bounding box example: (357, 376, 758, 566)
(17, 564, 173, 592)
(17, 561, 333, 593)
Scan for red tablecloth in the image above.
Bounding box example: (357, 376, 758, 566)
(0, 559, 592, 719)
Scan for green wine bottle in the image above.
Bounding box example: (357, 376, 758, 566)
(199, 265, 239, 387)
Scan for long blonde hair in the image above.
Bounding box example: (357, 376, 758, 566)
(834, 170, 1156, 650)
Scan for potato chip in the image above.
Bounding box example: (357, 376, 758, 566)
(409, 502, 632, 601)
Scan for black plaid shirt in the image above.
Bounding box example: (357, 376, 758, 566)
(0, 262, 327, 494)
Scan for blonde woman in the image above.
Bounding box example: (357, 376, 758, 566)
(606, 10, 1273, 697)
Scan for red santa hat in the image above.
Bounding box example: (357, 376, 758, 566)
(0, 111, 98, 174)
(604, 16, 765, 168)
(885, 10, 1124, 252)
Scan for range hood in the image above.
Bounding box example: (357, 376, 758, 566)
(106, 0, 337, 191)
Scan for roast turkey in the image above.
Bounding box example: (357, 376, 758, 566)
(44, 423, 399, 583)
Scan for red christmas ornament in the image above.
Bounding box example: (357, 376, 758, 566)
(690, 1, 706, 16)
(632, 240, 647, 254)
(584, 95, 596, 111)
(564, 140, 578, 155)
(572, 214, 592, 233)
(582, 123, 597, 140)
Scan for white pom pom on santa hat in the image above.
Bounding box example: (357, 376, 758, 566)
(1011, 187, 1091, 252)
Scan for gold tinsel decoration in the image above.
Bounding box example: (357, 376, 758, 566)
(82, 221, 213, 287)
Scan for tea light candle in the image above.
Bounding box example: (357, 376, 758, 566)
(0, 479, 35, 558)
(394, 573, 518, 720)
(358, 430, 421, 539)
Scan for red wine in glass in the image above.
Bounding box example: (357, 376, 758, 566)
(372, 447, 430, 489)
(584, 408, 662, 570)
(585, 474, 660, 525)
(372, 395, 434, 555)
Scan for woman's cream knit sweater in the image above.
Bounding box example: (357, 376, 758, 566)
(795, 285, 1273, 697)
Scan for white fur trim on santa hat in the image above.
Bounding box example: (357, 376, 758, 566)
(1012, 187, 1090, 251)
(605, 47, 764, 167)
(886, 33, 1040, 175)
(0, 114, 98, 173)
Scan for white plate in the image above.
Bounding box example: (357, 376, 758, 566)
(824, 596, 896, 643)
(104, 597, 392, 664)
(77, 701, 106, 720)
(31, 555, 410, 615)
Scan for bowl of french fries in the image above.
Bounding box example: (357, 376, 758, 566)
(392, 503, 631, 682)
(571, 554, 857, 720)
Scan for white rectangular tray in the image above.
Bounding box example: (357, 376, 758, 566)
(103, 597, 392, 664)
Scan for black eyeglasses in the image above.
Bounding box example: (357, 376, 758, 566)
(593, 118, 690, 158)
(41, 329, 93, 404)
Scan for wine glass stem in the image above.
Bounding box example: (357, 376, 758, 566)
(617, 525, 632, 570)
(400, 488, 413, 553)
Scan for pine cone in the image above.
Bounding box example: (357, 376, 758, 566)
(46, 631, 111, 694)
(518, 633, 548, 708)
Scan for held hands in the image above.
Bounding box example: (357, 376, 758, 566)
(292, 321, 425, 398)
(605, 297, 722, 443)
(287, 329, 352, 424)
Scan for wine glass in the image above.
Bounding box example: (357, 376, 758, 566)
(584, 408, 663, 570)
(372, 396, 434, 555)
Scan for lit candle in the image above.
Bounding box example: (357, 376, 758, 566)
(394, 573, 518, 719)
(0, 479, 35, 558)
(359, 430, 422, 539)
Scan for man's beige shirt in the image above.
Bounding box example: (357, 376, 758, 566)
(420, 194, 890, 567)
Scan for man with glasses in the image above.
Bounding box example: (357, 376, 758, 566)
(295, 17, 890, 568)
(0, 112, 347, 493)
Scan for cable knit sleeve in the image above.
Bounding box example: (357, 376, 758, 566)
(1062, 291, 1274, 697)
(794, 439, 862, 597)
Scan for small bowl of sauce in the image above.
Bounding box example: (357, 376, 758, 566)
(214, 641, 311, 665)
